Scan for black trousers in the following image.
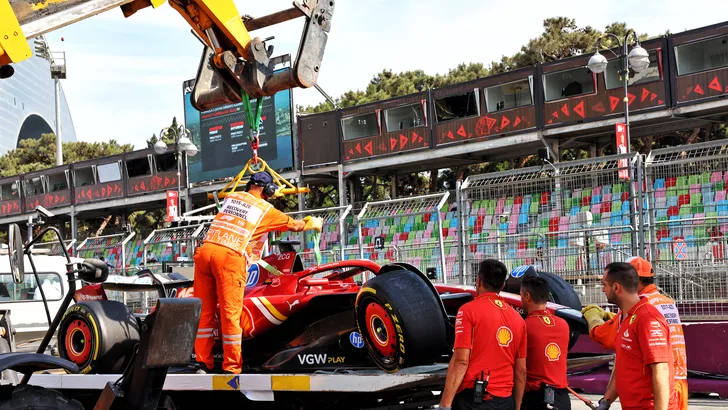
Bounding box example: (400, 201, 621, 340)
(453, 389, 515, 410)
(522, 388, 571, 410)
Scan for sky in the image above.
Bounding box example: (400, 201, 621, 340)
(36, 0, 728, 149)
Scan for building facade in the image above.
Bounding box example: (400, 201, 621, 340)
(0, 37, 77, 156)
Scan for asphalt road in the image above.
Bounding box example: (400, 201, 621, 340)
(571, 394, 726, 409)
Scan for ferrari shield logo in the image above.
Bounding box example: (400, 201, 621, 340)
(539, 315, 554, 327)
(630, 314, 637, 324)
(491, 299, 506, 309)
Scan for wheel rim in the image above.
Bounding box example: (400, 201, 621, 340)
(364, 302, 396, 360)
(64, 320, 92, 365)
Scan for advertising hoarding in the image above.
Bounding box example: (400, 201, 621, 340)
(183, 70, 294, 184)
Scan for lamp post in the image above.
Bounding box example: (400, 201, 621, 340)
(154, 125, 198, 219)
(586, 30, 651, 153)
(587, 30, 651, 257)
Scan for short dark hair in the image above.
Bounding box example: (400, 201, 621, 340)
(639, 276, 655, 286)
(604, 262, 639, 293)
(477, 259, 508, 292)
(521, 275, 549, 303)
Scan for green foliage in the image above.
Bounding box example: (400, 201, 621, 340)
(0, 134, 133, 177)
(147, 116, 181, 148)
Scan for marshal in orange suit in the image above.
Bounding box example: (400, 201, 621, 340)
(193, 171, 322, 374)
(583, 257, 688, 410)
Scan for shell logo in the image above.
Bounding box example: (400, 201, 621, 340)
(496, 326, 513, 347)
(545, 342, 561, 361)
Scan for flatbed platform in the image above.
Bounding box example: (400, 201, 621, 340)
(27, 364, 449, 404)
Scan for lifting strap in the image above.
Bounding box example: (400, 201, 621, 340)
(242, 91, 264, 165)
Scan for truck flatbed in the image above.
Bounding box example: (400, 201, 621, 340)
(27, 364, 449, 407)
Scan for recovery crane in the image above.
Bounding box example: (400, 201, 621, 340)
(0, 0, 330, 197)
(0, 0, 334, 107)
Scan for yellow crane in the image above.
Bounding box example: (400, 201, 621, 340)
(0, 0, 333, 197)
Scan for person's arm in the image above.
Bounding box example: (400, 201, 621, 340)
(513, 357, 526, 409)
(288, 219, 306, 232)
(650, 362, 671, 410)
(598, 364, 619, 409)
(439, 348, 470, 408)
(513, 320, 527, 409)
(439, 308, 473, 409)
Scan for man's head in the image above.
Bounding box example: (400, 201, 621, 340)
(476, 259, 508, 294)
(520, 275, 550, 313)
(602, 262, 639, 306)
(245, 171, 277, 199)
(626, 256, 654, 293)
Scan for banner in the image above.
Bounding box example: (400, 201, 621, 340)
(616, 123, 629, 179)
(166, 190, 179, 222)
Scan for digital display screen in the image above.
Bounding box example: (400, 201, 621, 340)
(183, 69, 294, 184)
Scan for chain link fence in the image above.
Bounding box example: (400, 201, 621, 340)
(644, 140, 728, 319)
(461, 153, 638, 304)
(356, 192, 452, 282)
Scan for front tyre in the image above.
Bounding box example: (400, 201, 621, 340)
(355, 269, 447, 373)
(0, 385, 83, 410)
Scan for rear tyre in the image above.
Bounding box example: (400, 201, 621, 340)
(57, 301, 140, 374)
(0, 385, 83, 410)
(355, 269, 447, 373)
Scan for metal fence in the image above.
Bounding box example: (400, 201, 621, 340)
(273, 205, 353, 264)
(77, 232, 136, 275)
(142, 223, 210, 269)
(644, 140, 728, 319)
(30, 239, 75, 256)
(460, 153, 638, 304)
(356, 192, 452, 282)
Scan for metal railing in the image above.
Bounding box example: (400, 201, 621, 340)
(356, 192, 451, 282)
(77, 232, 136, 275)
(274, 205, 353, 262)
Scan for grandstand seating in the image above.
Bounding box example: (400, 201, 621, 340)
(81, 166, 727, 280)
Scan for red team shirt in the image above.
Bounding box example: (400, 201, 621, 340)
(453, 293, 527, 398)
(524, 309, 570, 391)
(614, 296, 678, 410)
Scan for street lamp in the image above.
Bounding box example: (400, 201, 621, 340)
(587, 30, 650, 258)
(587, 30, 651, 153)
(154, 125, 198, 219)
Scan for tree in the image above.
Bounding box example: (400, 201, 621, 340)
(147, 116, 181, 148)
(0, 134, 133, 177)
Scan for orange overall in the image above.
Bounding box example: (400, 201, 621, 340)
(194, 191, 273, 374)
(590, 284, 688, 410)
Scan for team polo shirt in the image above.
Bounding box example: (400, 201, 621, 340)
(614, 296, 678, 410)
(524, 309, 569, 391)
(453, 292, 527, 397)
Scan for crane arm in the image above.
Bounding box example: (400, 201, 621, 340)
(0, 0, 334, 105)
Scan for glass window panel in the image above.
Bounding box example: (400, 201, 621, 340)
(385, 103, 426, 132)
(543, 67, 595, 101)
(485, 77, 533, 113)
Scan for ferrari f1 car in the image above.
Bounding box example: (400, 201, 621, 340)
(63, 240, 588, 375)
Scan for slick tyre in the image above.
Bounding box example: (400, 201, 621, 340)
(57, 300, 140, 374)
(0, 385, 83, 410)
(355, 269, 447, 373)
